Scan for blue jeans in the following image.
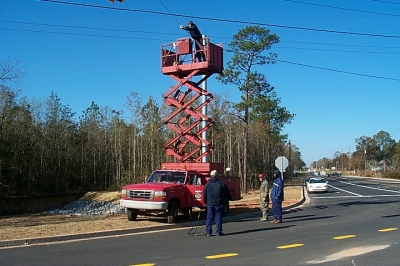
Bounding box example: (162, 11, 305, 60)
(272, 200, 282, 220)
(206, 205, 222, 235)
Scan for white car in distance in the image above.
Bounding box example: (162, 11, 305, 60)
(306, 177, 329, 194)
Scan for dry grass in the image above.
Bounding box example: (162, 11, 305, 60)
(79, 191, 121, 202)
(0, 186, 303, 241)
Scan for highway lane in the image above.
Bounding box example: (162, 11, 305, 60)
(312, 175, 400, 198)
(1, 175, 399, 265)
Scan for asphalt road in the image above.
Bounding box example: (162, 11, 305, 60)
(1, 175, 399, 266)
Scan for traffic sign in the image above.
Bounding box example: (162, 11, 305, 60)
(275, 156, 289, 173)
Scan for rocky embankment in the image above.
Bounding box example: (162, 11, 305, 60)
(40, 200, 125, 216)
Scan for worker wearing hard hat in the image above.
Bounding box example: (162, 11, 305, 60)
(258, 173, 269, 221)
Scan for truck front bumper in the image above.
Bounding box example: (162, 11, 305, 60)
(120, 199, 169, 210)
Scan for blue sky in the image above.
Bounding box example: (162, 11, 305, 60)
(1, 0, 400, 166)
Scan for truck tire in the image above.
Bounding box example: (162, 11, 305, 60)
(167, 201, 178, 224)
(222, 196, 230, 216)
(127, 209, 138, 221)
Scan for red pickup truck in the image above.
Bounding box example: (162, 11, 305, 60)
(120, 162, 241, 223)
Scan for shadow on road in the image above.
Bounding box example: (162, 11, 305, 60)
(338, 200, 399, 207)
(224, 225, 294, 236)
(382, 213, 400, 218)
(283, 215, 338, 223)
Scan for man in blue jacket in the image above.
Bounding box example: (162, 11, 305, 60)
(204, 170, 230, 236)
(270, 169, 284, 224)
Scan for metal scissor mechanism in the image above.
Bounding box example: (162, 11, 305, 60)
(161, 37, 224, 163)
(164, 71, 214, 162)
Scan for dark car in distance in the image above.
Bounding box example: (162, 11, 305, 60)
(326, 172, 341, 177)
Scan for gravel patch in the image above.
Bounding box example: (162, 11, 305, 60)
(39, 200, 126, 216)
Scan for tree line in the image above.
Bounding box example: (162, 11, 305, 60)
(0, 87, 304, 196)
(1, 26, 305, 197)
(312, 131, 400, 176)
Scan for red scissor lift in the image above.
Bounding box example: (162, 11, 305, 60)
(161, 37, 223, 163)
(118, 40, 240, 224)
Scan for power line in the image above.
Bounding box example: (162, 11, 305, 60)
(3, 3, 399, 82)
(3, 19, 400, 52)
(276, 59, 400, 81)
(157, 0, 181, 26)
(38, 0, 400, 39)
(3, 26, 400, 82)
(0, 19, 175, 36)
(3, 24, 400, 55)
(280, 40, 400, 50)
(3, 20, 400, 58)
(282, 0, 400, 17)
(0, 27, 172, 41)
(371, 0, 400, 5)
(276, 46, 400, 55)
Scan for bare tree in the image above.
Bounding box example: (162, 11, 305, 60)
(0, 58, 24, 85)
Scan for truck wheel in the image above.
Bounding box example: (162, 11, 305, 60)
(222, 197, 230, 216)
(127, 209, 138, 221)
(167, 201, 178, 224)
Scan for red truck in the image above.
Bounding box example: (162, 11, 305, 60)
(120, 162, 241, 223)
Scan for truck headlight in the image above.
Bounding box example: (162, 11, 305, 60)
(154, 191, 166, 198)
(120, 189, 127, 199)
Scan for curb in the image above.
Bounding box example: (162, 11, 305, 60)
(0, 186, 306, 247)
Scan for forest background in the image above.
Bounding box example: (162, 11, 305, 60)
(0, 26, 306, 197)
(3, 23, 399, 198)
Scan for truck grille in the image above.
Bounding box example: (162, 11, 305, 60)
(126, 190, 153, 199)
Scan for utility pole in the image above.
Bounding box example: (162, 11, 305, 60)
(364, 146, 367, 174)
(342, 148, 344, 171)
(288, 140, 292, 181)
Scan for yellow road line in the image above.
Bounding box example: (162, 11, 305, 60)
(378, 228, 397, 232)
(129, 264, 155, 266)
(333, 235, 356, 240)
(206, 253, 238, 259)
(277, 243, 304, 249)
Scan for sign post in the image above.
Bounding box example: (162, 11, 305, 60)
(275, 156, 289, 179)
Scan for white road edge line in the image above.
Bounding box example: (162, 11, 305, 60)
(313, 194, 400, 199)
(339, 180, 400, 194)
(328, 184, 363, 196)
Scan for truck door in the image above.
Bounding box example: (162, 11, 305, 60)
(187, 172, 205, 208)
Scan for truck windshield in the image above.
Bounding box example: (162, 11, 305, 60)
(146, 171, 187, 184)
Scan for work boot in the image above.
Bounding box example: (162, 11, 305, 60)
(260, 217, 267, 221)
